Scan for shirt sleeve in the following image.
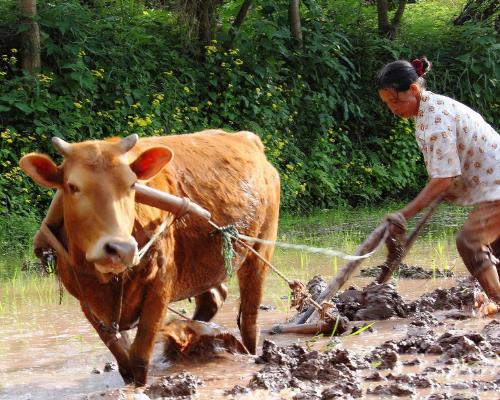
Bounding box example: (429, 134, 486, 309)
(421, 109, 461, 179)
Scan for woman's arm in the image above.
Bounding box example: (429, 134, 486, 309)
(400, 177, 455, 220)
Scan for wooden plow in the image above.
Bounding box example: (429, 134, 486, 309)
(277, 196, 444, 333)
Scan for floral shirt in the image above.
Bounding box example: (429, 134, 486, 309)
(415, 90, 500, 206)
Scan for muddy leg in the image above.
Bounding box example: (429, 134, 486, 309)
(456, 202, 500, 308)
(192, 283, 228, 322)
(82, 306, 133, 384)
(128, 290, 169, 386)
(237, 251, 268, 354)
(488, 237, 500, 276)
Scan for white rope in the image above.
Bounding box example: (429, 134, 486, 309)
(235, 233, 378, 261)
(137, 218, 171, 261)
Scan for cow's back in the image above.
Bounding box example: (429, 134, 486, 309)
(132, 130, 280, 300)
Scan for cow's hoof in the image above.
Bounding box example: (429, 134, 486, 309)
(119, 368, 134, 384)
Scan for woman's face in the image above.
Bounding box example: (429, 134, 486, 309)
(378, 85, 420, 118)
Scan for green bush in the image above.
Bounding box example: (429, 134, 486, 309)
(0, 0, 498, 218)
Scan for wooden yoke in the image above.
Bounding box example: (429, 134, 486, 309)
(134, 183, 211, 221)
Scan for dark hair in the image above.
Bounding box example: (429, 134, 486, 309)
(376, 57, 431, 91)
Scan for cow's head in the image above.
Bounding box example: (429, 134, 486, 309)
(20, 135, 173, 275)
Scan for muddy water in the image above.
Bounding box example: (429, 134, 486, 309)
(1, 207, 499, 399)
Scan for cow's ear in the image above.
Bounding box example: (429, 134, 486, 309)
(130, 146, 173, 181)
(19, 153, 63, 189)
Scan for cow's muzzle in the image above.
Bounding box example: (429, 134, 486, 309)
(87, 236, 139, 274)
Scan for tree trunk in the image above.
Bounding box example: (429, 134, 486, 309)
(454, 0, 499, 29)
(376, 0, 390, 37)
(388, 0, 407, 38)
(376, 0, 407, 39)
(19, 0, 41, 73)
(289, 0, 303, 48)
(233, 0, 253, 29)
(196, 1, 212, 46)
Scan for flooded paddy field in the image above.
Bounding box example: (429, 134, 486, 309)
(0, 205, 498, 399)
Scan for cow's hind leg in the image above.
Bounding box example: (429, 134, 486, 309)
(237, 242, 274, 354)
(192, 283, 228, 322)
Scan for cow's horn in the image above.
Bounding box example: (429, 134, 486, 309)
(52, 137, 71, 156)
(118, 134, 139, 153)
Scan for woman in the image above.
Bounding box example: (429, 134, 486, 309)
(377, 58, 500, 313)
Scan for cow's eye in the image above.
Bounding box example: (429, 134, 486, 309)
(68, 183, 80, 194)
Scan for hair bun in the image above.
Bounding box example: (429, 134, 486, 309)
(411, 59, 424, 77)
(411, 57, 431, 77)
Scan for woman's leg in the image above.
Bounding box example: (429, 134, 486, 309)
(456, 201, 500, 305)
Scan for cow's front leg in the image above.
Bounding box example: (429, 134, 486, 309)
(82, 306, 134, 383)
(129, 290, 169, 386)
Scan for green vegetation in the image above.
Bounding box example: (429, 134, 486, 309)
(1, 0, 498, 218)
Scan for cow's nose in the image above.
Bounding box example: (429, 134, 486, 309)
(87, 236, 139, 268)
(104, 240, 138, 266)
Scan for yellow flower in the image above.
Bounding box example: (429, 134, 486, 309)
(92, 69, 104, 79)
(132, 102, 141, 109)
(183, 86, 191, 94)
(205, 45, 217, 55)
(207, 101, 213, 106)
(233, 59, 243, 66)
(74, 102, 82, 109)
(190, 106, 199, 112)
(272, 104, 278, 110)
(228, 83, 233, 89)
(78, 50, 86, 57)
(164, 71, 173, 76)
(10, 48, 17, 53)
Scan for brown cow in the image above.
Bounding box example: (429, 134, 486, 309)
(19, 129, 280, 386)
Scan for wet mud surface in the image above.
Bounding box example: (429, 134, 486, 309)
(2, 275, 498, 400)
(93, 277, 499, 400)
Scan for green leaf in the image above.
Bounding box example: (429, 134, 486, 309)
(14, 103, 33, 113)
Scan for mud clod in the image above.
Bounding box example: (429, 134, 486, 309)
(386, 372, 435, 388)
(144, 373, 203, 399)
(367, 383, 416, 396)
(332, 282, 408, 321)
(223, 385, 251, 396)
(427, 394, 479, 400)
(408, 278, 480, 313)
(367, 347, 399, 369)
(306, 275, 328, 301)
(255, 339, 305, 367)
(249, 365, 292, 391)
(292, 388, 322, 400)
(365, 370, 385, 381)
(409, 311, 441, 327)
(103, 361, 117, 372)
(361, 264, 454, 279)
